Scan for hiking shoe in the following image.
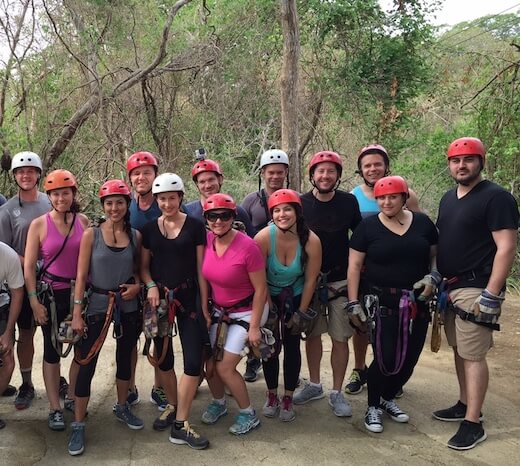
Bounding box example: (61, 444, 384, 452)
(201, 400, 228, 425)
(2, 384, 17, 397)
(329, 392, 353, 417)
(447, 420, 487, 450)
(279, 395, 296, 422)
(64, 396, 75, 413)
(150, 386, 168, 411)
(293, 382, 324, 405)
(380, 399, 409, 423)
(395, 387, 404, 399)
(127, 387, 140, 406)
(0, 419, 5, 429)
(262, 392, 280, 418)
(244, 357, 262, 382)
(59, 376, 69, 400)
(365, 406, 383, 433)
(68, 422, 85, 456)
(169, 421, 209, 450)
(433, 400, 483, 422)
(153, 404, 176, 431)
(14, 382, 35, 410)
(114, 403, 144, 430)
(48, 410, 65, 431)
(344, 368, 367, 395)
(229, 410, 261, 435)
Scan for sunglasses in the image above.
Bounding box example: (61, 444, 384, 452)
(205, 211, 234, 222)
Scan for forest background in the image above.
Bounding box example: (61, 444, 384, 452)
(0, 0, 518, 285)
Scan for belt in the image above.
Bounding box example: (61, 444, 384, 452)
(452, 305, 500, 331)
(43, 271, 72, 284)
(446, 267, 492, 286)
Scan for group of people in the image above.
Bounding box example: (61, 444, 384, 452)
(0, 137, 517, 456)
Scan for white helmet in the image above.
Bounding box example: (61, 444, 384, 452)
(152, 173, 185, 194)
(260, 149, 289, 169)
(11, 151, 43, 173)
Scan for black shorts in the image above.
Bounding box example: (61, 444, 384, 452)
(16, 290, 34, 331)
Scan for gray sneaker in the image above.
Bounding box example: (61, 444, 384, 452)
(279, 395, 296, 422)
(293, 382, 324, 405)
(329, 392, 352, 417)
(48, 410, 65, 431)
(229, 410, 261, 435)
(201, 400, 228, 425)
(262, 392, 280, 418)
(114, 403, 144, 430)
(68, 422, 85, 456)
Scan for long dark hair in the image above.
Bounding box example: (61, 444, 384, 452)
(294, 204, 310, 268)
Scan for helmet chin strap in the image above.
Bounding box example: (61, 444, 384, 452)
(311, 178, 341, 194)
(275, 221, 297, 235)
(136, 189, 153, 211)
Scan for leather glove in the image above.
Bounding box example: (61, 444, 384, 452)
(413, 271, 442, 302)
(473, 289, 504, 324)
(345, 300, 367, 330)
(287, 308, 317, 336)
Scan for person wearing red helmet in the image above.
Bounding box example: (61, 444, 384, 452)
(24, 170, 88, 431)
(346, 144, 420, 397)
(433, 137, 518, 450)
(295, 151, 361, 418)
(253, 189, 321, 422)
(347, 175, 438, 434)
(69, 180, 143, 456)
(200, 193, 268, 435)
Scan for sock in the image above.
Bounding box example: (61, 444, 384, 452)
(239, 406, 254, 415)
(214, 397, 226, 405)
(174, 420, 185, 430)
(20, 368, 32, 385)
(330, 389, 339, 395)
(309, 381, 321, 388)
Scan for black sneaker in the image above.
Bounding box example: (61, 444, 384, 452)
(0, 418, 5, 429)
(169, 421, 209, 450)
(448, 420, 487, 450)
(153, 404, 176, 431)
(59, 377, 69, 400)
(433, 400, 483, 422)
(14, 383, 35, 410)
(2, 384, 17, 397)
(244, 357, 262, 382)
(344, 368, 367, 395)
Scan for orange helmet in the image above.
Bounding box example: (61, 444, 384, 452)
(98, 179, 131, 200)
(374, 176, 409, 198)
(44, 169, 77, 193)
(447, 137, 485, 161)
(267, 189, 301, 212)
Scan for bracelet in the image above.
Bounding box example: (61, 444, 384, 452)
(73, 299, 84, 305)
(27, 291, 37, 298)
(146, 281, 157, 290)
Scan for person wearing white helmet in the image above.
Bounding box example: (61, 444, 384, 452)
(140, 173, 210, 449)
(0, 151, 51, 410)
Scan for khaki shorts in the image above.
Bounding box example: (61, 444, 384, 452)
(444, 287, 493, 361)
(308, 279, 354, 343)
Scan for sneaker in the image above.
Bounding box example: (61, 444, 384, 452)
(279, 395, 296, 422)
(64, 396, 75, 413)
(364, 406, 383, 433)
(329, 392, 353, 417)
(447, 420, 487, 450)
(14, 382, 35, 410)
(1, 384, 17, 397)
(244, 357, 262, 382)
(344, 368, 367, 395)
(395, 387, 404, 399)
(114, 403, 144, 430)
(150, 386, 168, 411)
(262, 392, 280, 418)
(169, 421, 209, 450)
(48, 410, 65, 431)
(0, 419, 5, 430)
(59, 377, 69, 400)
(153, 404, 176, 431)
(229, 410, 261, 435)
(293, 382, 324, 405)
(380, 399, 409, 423)
(127, 387, 140, 406)
(68, 422, 85, 456)
(433, 400, 483, 422)
(201, 400, 228, 425)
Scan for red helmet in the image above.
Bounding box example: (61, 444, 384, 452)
(203, 193, 237, 213)
(191, 159, 223, 181)
(126, 151, 158, 176)
(44, 169, 77, 193)
(357, 144, 389, 169)
(267, 189, 301, 212)
(447, 137, 485, 161)
(308, 151, 343, 177)
(374, 176, 409, 198)
(98, 179, 131, 199)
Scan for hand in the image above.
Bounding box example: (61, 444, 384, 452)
(71, 314, 86, 335)
(248, 326, 261, 347)
(147, 286, 160, 308)
(203, 311, 212, 330)
(287, 309, 316, 335)
(120, 283, 140, 301)
(32, 301, 48, 326)
(473, 289, 504, 324)
(413, 271, 442, 302)
(345, 300, 367, 329)
(0, 332, 13, 356)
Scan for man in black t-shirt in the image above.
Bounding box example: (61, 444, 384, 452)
(294, 151, 361, 418)
(433, 137, 519, 451)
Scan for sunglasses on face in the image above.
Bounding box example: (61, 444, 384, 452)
(205, 211, 234, 222)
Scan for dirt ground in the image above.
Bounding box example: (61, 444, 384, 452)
(1, 295, 519, 466)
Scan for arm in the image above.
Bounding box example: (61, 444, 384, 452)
(196, 244, 210, 327)
(407, 189, 422, 213)
(247, 268, 268, 346)
(71, 228, 94, 333)
(140, 245, 159, 308)
(0, 287, 23, 354)
(299, 231, 322, 311)
(120, 230, 142, 301)
(347, 248, 366, 302)
(486, 229, 518, 295)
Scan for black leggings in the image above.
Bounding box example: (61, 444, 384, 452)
(75, 312, 139, 398)
(262, 293, 302, 392)
(41, 288, 71, 364)
(367, 297, 429, 407)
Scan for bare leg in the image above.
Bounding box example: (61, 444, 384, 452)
(453, 348, 467, 403)
(464, 358, 488, 422)
(17, 328, 35, 381)
(205, 359, 225, 399)
(331, 339, 349, 391)
(74, 396, 89, 422)
(305, 335, 323, 384)
(176, 375, 199, 421)
(216, 352, 249, 409)
(156, 368, 178, 406)
(43, 361, 61, 411)
(67, 360, 79, 400)
(352, 332, 369, 370)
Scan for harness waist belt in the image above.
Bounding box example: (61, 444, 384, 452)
(43, 271, 73, 284)
(446, 267, 492, 285)
(213, 293, 254, 312)
(90, 285, 119, 295)
(453, 305, 500, 331)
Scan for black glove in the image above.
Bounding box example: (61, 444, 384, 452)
(473, 289, 504, 324)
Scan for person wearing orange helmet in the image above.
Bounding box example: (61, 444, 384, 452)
(24, 170, 89, 431)
(347, 175, 438, 434)
(433, 137, 518, 450)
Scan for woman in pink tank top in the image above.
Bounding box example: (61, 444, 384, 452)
(24, 169, 89, 431)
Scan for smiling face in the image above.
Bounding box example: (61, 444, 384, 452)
(102, 195, 129, 222)
(359, 153, 387, 186)
(271, 203, 297, 230)
(311, 161, 340, 192)
(376, 193, 406, 217)
(262, 164, 288, 192)
(48, 187, 74, 213)
(195, 171, 222, 199)
(448, 155, 482, 186)
(156, 191, 182, 216)
(205, 209, 234, 236)
(14, 166, 40, 191)
(129, 166, 156, 195)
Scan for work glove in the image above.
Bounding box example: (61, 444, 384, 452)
(473, 289, 504, 324)
(345, 300, 367, 330)
(287, 308, 317, 336)
(413, 271, 442, 302)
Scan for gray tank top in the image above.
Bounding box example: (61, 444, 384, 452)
(86, 227, 138, 315)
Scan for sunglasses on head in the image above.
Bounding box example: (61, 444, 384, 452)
(205, 211, 234, 222)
